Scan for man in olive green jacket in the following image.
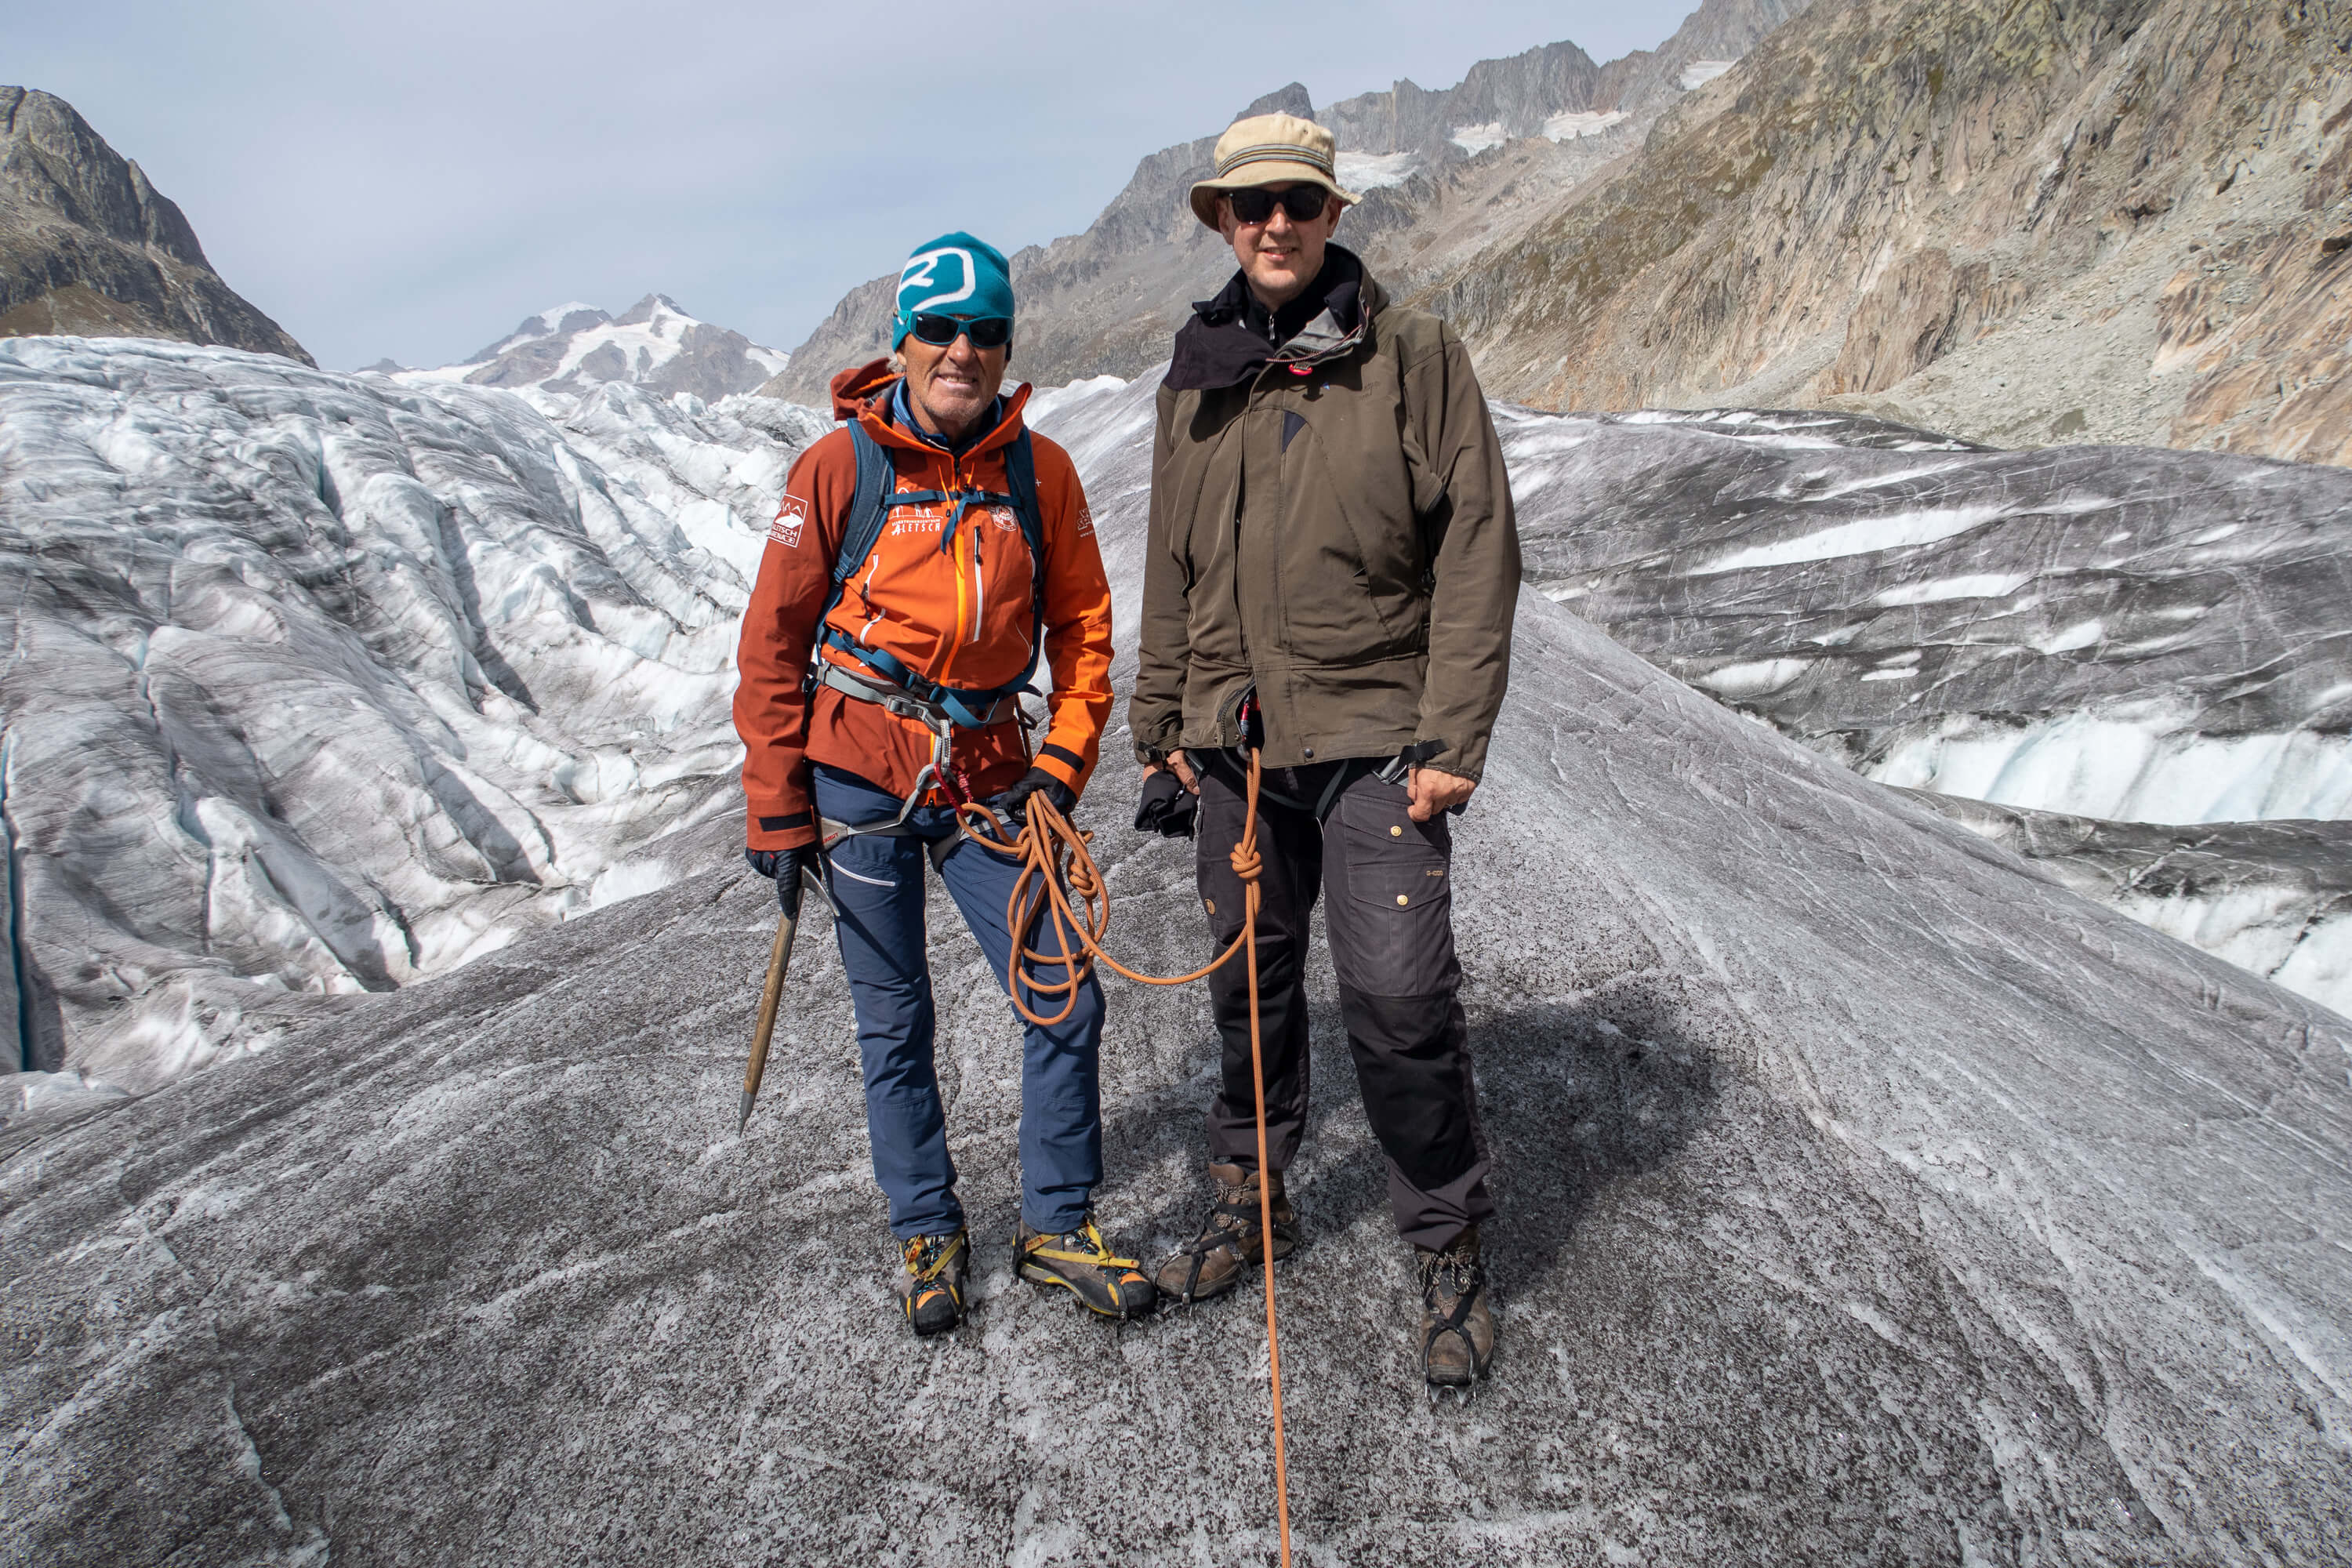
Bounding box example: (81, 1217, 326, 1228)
(1131, 111, 1522, 1390)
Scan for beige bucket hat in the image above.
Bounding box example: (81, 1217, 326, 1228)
(1188, 111, 1361, 230)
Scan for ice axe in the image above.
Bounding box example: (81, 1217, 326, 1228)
(739, 860, 807, 1132)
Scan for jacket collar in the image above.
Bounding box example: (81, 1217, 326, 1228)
(828, 358, 1032, 459)
(1165, 245, 1377, 393)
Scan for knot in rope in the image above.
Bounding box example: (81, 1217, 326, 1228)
(1065, 844, 1103, 904)
(1228, 842, 1263, 884)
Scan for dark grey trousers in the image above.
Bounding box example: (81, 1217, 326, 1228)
(1192, 755, 1494, 1250)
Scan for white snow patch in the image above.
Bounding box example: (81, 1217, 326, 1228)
(1543, 109, 1630, 141)
(2035, 619, 2106, 655)
(585, 856, 685, 913)
(1871, 573, 2034, 607)
(1693, 659, 1811, 698)
(1690, 504, 2007, 575)
(1450, 122, 1508, 155)
(1871, 710, 2352, 823)
(1335, 151, 1418, 191)
(1679, 60, 1737, 90)
(1021, 375, 1127, 428)
(525, 302, 601, 336)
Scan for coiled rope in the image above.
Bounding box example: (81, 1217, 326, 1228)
(954, 753, 1293, 1567)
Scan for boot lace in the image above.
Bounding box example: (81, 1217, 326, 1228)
(1418, 1240, 1481, 1305)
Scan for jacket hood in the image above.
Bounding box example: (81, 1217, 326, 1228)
(1167, 245, 1385, 393)
(827, 358, 1034, 456)
(829, 358, 898, 419)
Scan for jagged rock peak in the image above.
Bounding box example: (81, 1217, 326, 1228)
(764, 0, 1805, 400)
(0, 85, 310, 363)
(1238, 82, 1316, 121)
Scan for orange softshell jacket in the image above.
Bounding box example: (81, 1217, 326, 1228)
(733, 361, 1115, 851)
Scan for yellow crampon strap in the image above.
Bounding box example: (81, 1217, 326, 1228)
(906, 1232, 967, 1283)
(1019, 1221, 1138, 1272)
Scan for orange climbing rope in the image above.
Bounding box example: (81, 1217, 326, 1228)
(955, 753, 1294, 1567)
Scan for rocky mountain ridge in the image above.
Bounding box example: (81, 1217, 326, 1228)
(762, 0, 1806, 401)
(0, 86, 309, 363)
(1417, 0, 2352, 462)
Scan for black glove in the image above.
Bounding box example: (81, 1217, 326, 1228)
(1134, 769, 1197, 839)
(989, 767, 1076, 826)
(743, 846, 818, 913)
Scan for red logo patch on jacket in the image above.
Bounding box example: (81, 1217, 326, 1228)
(769, 494, 809, 548)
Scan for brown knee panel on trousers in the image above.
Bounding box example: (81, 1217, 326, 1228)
(1195, 757, 1494, 1247)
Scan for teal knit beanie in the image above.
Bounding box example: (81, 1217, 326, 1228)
(891, 232, 1014, 349)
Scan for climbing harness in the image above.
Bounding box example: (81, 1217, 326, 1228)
(809, 417, 1050, 731)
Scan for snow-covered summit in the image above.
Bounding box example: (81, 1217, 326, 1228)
(386, 294, 789, 404)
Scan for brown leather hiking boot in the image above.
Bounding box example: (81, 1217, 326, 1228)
(1015, 1216, 1157, 1319)
(1416, 1225, 1496, 1389)
(896, 1230, 970, 1337)
(1153, 1161, 1299, 1305)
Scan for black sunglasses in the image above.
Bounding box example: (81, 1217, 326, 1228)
(909, 314, 1012, 350)
(1226, 185, 1330, 225)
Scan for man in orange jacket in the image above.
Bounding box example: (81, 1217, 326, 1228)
(733, 232, 1152, 1335)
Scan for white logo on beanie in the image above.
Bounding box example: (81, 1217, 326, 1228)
(899, 248, 976, 314)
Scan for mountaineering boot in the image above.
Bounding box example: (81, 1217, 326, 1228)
(1416, 1225, 1497, 1389)
(1153, 1161, 1298, 1304)
(1015, 1216, 1158, 1319)
(896, 1230, 970, 1337)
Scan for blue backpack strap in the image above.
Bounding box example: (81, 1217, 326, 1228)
(1002, 428, 1047, 628)
(825, 420, 896, 622)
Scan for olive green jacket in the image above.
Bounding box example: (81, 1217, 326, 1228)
(1129, 266, 1521, 780)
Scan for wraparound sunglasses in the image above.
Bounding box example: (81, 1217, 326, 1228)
(909, 314, 1012, 349)
(1226, 185, 1331, 224)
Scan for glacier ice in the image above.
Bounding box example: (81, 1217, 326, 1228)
(0, 337, 822, 1088)
(1487, 401, 2352, 829)
(2, 360, 2346, 1561)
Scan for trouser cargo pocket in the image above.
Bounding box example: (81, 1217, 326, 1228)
(1322, 779, 1460, 999)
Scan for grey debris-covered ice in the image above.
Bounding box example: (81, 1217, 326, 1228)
(2, 365, 2347, 1566)
(1499, 405, 2352, 827)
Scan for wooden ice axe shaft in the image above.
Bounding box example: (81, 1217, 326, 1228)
(739, 863, 805, 1132)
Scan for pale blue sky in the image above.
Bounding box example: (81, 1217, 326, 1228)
(14, 2, 1698, 369)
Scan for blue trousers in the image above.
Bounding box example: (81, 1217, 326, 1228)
(812, 764, 1105, 1240)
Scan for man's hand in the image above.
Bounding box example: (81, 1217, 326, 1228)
(1406, 767, 1475, 822)
(989, 767, 1076, 826)
(743, 846, 819, 909)
(1142, 749, 1200, 795)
